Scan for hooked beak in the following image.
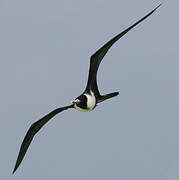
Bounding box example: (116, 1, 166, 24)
(72, 99, 80, 104)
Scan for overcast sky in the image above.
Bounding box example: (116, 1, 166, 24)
(1, 0, 179, 180)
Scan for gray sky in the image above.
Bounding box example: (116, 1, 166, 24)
(1, 0, 179, 180)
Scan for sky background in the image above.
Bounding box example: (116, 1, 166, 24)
(1, 0, 179, 180)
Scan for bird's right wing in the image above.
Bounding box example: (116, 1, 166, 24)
(13, 104, 74, 174)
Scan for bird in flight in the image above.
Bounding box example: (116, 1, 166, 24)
(13, 4, 161, 173)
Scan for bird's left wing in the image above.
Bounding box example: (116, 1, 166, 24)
(13, 104, 74, 174)
(85, 4, 161, 94)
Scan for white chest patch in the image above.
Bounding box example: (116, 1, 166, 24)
(74, 91, 96, 112)
(84, 91, 96, 111)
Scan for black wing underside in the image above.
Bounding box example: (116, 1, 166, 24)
(13, 104, 73, 174)
(85, 4, 161, 95)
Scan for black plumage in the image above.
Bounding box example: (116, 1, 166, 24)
(13, 5, 161, 173)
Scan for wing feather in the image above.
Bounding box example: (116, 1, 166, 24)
(13, 104, 73, 173)
(85, 4, 161, 94)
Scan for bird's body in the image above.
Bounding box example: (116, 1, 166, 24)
(73, 91, 96, 112)
(13, 4, 161, 173)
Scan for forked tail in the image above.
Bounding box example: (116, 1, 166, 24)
(98, 91, 119, 103)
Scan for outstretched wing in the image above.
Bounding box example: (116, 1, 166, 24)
(85, 4, 161, 95)
(13, 104, 74, 174)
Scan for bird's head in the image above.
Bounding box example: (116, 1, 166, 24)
(72, 98, 80, 105)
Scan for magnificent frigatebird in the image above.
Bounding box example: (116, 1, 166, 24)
(13, 4, 161, 173)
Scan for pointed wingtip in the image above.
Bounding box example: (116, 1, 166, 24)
(12, 158, 21, 174)
(12, 168, 16, 174)
(154, 3, 162, 11)
(12, 164, 18, 174)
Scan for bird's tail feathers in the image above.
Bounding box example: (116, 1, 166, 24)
(98, 91, 119, 103)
